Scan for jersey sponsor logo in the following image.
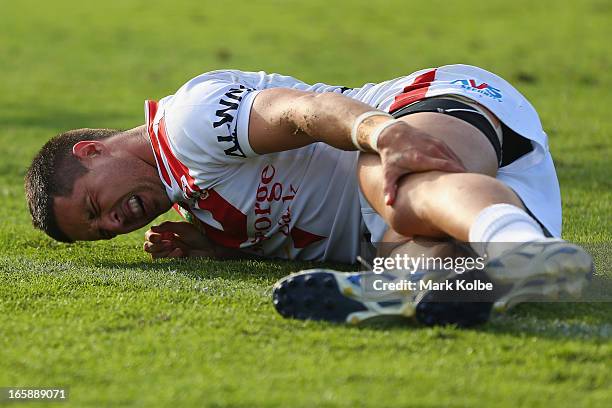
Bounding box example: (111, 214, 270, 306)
(250, 164, 298, 247)
(450, 79, 503, 101)
(213, 85, 255, 158)
(249, 164, 325, 255)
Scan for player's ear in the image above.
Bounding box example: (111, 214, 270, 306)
(72, 141, 108, 160)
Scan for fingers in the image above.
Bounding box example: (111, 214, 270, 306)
(147, 241, 172, 258)
(431, 138, 464, 168)
(144, 229, 160, 243)
(381, 146, 464, 206)
(382, 154, 463, 205)
(384, 184, 397, 206)
(414, 155, 466, 173)
(144, 241, 186, 259)
(397, 146, 465, 174)
(440, 159, 466, 173)
(421, 142, 465, 172)
(382, 168, 400, 206)
(144, 221, 203, 260)
(150, 221, 207, 247)
(144, 226, 174, 247)
(143, 239, 174, 255)
(144, 229, 190, 259)
(378, 128, 468, 207)
(436, 149, 466, 172)
(148, 221, 197, 243)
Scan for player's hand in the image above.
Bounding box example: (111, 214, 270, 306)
(143, 221, 215, 259)
(376, 121, 466, 206)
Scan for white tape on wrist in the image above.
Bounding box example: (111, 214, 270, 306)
(351, 111, 393, 151)
(368, 119, 400, 152)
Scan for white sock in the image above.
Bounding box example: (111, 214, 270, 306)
(469, 203, 546, 259)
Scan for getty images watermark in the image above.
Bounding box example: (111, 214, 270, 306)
(356, 241, 610, 303)
(368, 252, 492, 293)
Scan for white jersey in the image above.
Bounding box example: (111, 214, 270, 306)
(145, 64, 561, 263)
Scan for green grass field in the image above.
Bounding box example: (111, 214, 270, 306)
(1, 0, 611, 406)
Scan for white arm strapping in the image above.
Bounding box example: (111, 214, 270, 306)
(350, 111, 393, 151)
(368, 119, 401, 152)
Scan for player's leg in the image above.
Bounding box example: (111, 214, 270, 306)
(357, 111, 592, 312)
(273, 101, 593, 326)
(273, 111, 542, 326)
(272, 111, 509, 325)
(347, 116, 513, 325)
(357, 111, 524, 243)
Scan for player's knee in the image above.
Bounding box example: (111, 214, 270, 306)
(387, 171, 521, 237)
(387, 213, 417, 237)
(386, 203, 442, 238)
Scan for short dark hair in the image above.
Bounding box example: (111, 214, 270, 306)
(25, 128, 120, 242)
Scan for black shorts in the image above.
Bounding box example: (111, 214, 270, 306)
(390, 97, 534, 167)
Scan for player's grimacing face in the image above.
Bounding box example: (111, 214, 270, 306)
(54, 148, 172, 241)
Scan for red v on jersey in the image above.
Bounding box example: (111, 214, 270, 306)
(145, 100, 172, 186)
(146, 99, 204, 196)
(146, 100, 248, 248)
(388, 69, 437, 113)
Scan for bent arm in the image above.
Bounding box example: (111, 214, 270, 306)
(248, 88, 390, 154)
(247, 87, 465, 206)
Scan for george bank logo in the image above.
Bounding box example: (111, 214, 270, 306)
(451, 79, 503, 101)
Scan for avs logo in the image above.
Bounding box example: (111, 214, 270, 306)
(450, 79, 502, 101)
(213, 85, 255, 158)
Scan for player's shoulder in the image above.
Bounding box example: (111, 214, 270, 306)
(159, 70, 260, 132)
(162, 68, 309, 124)
(168, 70, 255, 107)
(173, 69, 310, 102)
(155, 71, 263, 166)
(182, 69, 261, 87)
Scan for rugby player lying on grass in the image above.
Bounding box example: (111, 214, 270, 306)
(25, 64, 593, 326)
